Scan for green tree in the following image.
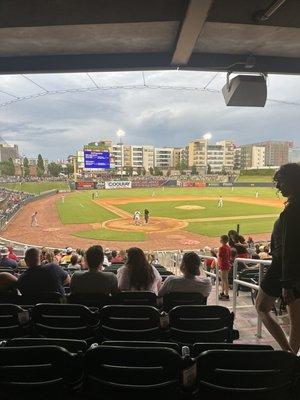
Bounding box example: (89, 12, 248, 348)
(149, 167, 154, 175)
(125, 166, 133, 176)
(191, 165, 197, 175)
(37, 154, 45, 177)
(207, 164, 212, 175)
(65, 163, 74, 176)
(23, 157, 29, 177)
(154, 167, 163, 176)
(48, 162, 63, 177)
(7, 158, 15, 176)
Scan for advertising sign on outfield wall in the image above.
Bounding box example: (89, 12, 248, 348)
(105, 181, 132, 190)
(76, 181, 95, 190)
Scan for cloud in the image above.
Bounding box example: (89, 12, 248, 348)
(0, 71, 299, 159)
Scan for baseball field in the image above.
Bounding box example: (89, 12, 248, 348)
(0, 183, 283, 250)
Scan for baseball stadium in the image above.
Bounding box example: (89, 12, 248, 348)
(0, 1, 300, 399)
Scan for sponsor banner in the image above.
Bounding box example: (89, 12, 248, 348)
(164, 179, 177, 187)
(206, 182, 274, 188)
(105, 180, 132, 190)
(76, 181, 95, 190)
(182, 181, 194, 187)
(194, 180, 206, 188)
(206, 182, 221, 187)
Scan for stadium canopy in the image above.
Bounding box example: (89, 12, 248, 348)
(0, 0, 300, 75)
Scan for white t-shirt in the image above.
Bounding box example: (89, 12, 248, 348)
(158, 275, 212, 298)
(117, 265, 162, 294)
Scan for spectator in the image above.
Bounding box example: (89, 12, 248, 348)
(17, 247, 70, 296)
(42, 250, 55, 265)
(228, 230, 249, 259)
(158, 252, 212, 298)
(117, 247, 162, 294)
(7, 246, 18, 261)
(111, 250, 125, 264)
(61, 247, 73, 264)
(258, 245, 270, 260)
(218, 235, 231, 301)
(0, 247, 18, 269)
(69, 254, 81, 270)
(53, 249, 61, 264)
(0, 271, 17, 292)
(70, 245, 118, 295)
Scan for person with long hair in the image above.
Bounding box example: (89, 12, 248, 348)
(256, 163, 300, 353)
(228, 229, 249, 259)
(117, 247, 162, 294)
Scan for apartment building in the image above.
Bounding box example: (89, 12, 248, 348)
(241, 145, 265, 169)
(154, 147, 174, 169)
(217, 140, 235, 171)
(252, 141, 293, 166)
(188, 139, 207, 168)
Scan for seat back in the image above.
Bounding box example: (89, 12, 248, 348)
(68, 292, 112, 308)
(31, 303, 99, 341)
(84, 346, 182, 399)
(163, 292, 207, 311)
(0, 346, 79, 399)
(17, 291, 63, 305)
(238, 269, 259, 291)
(102, 340, 181, 353)
(99, 305, 161, 341)
(0, 291, 19, 304)
(114, 291, 157, 306)
(168, 305, 236, 344)
(7, 337, 88, 354)
(192, 342, 274, 358)
(197, 350, 300, 400)
(0, 304, 29, 339)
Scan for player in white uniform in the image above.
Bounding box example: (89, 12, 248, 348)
(255, 191, 259, 198)
(31, 211, 38, 227)
(218, 196, 224, 207)
(133, 210, 142, 225)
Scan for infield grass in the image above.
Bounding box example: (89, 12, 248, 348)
(74, 228, 145, 242)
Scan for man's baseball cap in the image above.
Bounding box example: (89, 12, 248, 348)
(66, 247, 73, 254)
(0, 247, 9, 256)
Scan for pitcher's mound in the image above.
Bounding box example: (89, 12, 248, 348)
(104, 217, 188, 233)
(175, 205, 205, 210)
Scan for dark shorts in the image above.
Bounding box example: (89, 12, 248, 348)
(260, 259, 300, 299)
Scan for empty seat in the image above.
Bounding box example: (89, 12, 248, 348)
(67, 292, 112, 308)
(6, 337, 88, 354)
(196, 350, 300, 400)
(162, 292, 207, 311)
(192, 342, 274, 358)
(114, 291, 157, 306)
(84, 345, 183, 399)
(168, 305, 238, 344)
(99, 305, 161, 341)
(0, 345, 80, 400)
(31, 303, 100, 342)
(0, 291, 19, 304)
(0, 304, 29, 339)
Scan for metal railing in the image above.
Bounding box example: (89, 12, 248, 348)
(200, 255, 219, 305)
(232, 257, 272, 338)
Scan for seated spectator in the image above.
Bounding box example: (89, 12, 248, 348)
(0, 247, 18, 269)
(17, 247, 70, 296)
(148, 252, 160, 266)
(117, 247, 162, 294)
(70, 245, 118, 295)
(228, 230, 249, 259)
(111, 250, 125, 264)
(69, 254, 81, 270)
(8, 246, 18, 261)
(158, 252, 212, 298)
(0, 271, 17, 292)
(53, 249, 61, 264)
(42, 250, 55, 265)
(258, 245, 270, 260)
(104, 248, 111, 266)
(60, 247, 73, 264)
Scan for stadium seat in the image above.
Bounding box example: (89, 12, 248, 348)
(6, 337, 88, 354)
(0, 291, 19, 304)
(0, 268, 15, 275)
(0, 304, 30, 339)
(113, 291, 157, 306)
(16, 291, 63, 305)
(0, 345, 81, 400)
(101, 340, 181, 354)
(99, 305, 161, 341)
(191, 342, 274, 358)
(168, 305, 239, 344)
(67, 292, 112, 308)
(31, 303, 100, 342)
(83, 345, 183, 399)
(196, 350, 300, 400)
(162, 292, 207, 311)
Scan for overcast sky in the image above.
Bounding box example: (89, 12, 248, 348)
(0, 70, 299, 161)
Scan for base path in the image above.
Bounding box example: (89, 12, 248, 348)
(0, 193, 278, 251)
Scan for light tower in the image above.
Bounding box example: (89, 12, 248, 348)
(116, 129, 126, 175)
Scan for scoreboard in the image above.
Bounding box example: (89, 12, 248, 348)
(84, 150, 110, 169)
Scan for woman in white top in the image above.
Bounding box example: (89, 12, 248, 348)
(158, 252, 212, 298)
(117, 247, 162, 294)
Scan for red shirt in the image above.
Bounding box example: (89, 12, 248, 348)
(218, 244, 231, 270)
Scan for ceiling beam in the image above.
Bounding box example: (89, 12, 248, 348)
(171, 0, 213, 66)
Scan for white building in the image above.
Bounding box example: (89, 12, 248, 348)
(217, 140, 235, 172)
(154, 147, 174, 169)
(206, 144, 224, 173)
(252, 146, 265, 168)
(289, 147, 300, 163)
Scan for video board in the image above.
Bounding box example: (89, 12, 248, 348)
(84, 150, 110, 169)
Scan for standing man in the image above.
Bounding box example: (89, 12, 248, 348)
(31, 211, 38, 227)
(62, 195, 65, 203)
(144, 209, 150, 224)
(255, 191, 259, 198)
(133, 210, 142, 226)
(218, 196, 224, 208)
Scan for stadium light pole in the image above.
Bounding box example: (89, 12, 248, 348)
(116, 129, 125, 176)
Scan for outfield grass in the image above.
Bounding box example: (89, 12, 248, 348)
(57, 192, 118, 224)
(186, 217, 277, 237)
(0, 181, 69, 194)
(236, 175, 273, 182)
(74, 228, 145, 241)
(117, 199, 279, 220)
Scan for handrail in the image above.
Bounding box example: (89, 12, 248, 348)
(200, 255, 219, 305)
(232, 257, 272, 338)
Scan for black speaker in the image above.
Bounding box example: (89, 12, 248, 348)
(222, 75, 267, 107)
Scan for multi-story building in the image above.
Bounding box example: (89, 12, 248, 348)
(131, 146, 143, 169)
(0, 143, 19, 162)
(217, 140, 235, 172)
(252, 141, 293, 166)
(154, 147, 174, 169)
(206, 144, 224, 173)
(234, 147, 241, 170)
(240, 145, 265, 169)
(188, 139, 207, 169)
(142, 146, 154, 171)
(289, 147, 300, 163)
